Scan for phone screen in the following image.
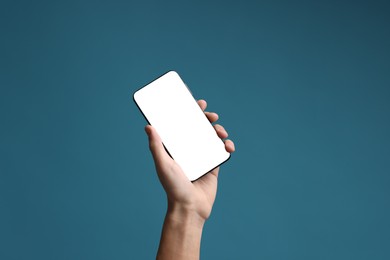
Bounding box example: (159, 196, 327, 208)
(133, 71, 230, 181)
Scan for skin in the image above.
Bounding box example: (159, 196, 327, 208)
(144, 99, 235, 260)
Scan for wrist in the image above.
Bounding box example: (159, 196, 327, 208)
(166, 202, 206, 229)
(157, 202, 205, 260)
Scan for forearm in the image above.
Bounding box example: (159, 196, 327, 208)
(157, 204, 205, 260)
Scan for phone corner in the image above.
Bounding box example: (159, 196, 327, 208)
(165, 70, 180, 79)
(223, 151, 232, 164)
(132, 89, 140, 103)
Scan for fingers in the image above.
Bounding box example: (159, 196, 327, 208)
(205, 112, 219, 123)
(145, 125, 170, 164)
(197, 99, 207, 111)
(197, 99, 219, 123)
(224, 139, 235, 153)
(214, 124, 228, 139)
(214, 124, 235, 153)
(197, 99, 236, 154)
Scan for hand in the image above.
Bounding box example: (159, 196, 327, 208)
(145, 99, 235, 222)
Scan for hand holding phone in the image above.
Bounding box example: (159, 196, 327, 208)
(142, 98, 234, 221)
(134, 71, 233, 181)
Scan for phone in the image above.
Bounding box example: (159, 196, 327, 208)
(133, 71, 230, 181)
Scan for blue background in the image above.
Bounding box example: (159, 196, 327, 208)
(1, 0, 389, 259)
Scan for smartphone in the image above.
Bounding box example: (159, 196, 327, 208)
(133, 71, 230, 181)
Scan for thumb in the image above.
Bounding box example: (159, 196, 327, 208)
(145, 125, 170, 165)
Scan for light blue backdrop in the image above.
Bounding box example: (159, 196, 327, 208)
(1, 0, 389, 259)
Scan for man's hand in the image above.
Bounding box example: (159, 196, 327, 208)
(145, 99, 235, 260)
